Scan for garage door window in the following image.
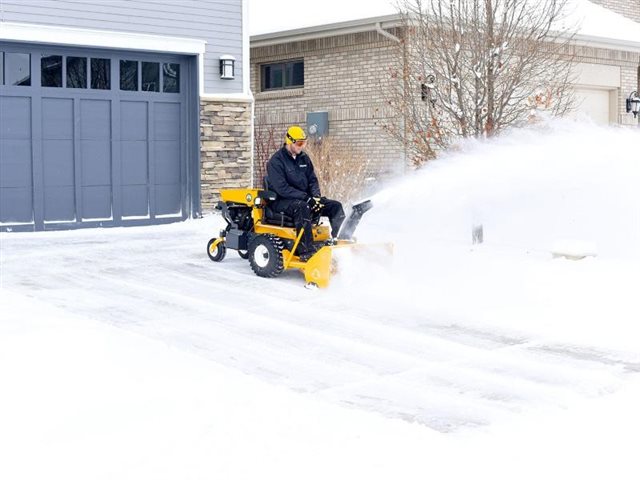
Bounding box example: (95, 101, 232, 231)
(120, 60, 138, 91)
(91, 58, 110, 90)
(41, 55, 63, 87)
(142, 62, 160, 92)
(163, 63, 180, 93)
(67, 57, 87, 88)
(4, 52, 31, 86)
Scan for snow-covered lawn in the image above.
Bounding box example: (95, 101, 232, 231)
(1, 120, 639, 479)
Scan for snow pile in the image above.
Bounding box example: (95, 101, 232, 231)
(335, 120, 640, 350)
(365, 120, 640, 258)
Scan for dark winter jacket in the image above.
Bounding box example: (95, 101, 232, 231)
(266, 146, 321, 200)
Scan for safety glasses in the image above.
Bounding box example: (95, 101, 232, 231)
(294, 140, 307, 147)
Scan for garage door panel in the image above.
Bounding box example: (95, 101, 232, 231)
(80, 100, 111, 140)
(121, 101, 148, 140)
(121, 141, 148, 184)
(81, 140, 111, 186)
(82, 185, 112, 219)
(0, 96, 31, 139)
(0, 140, 32, 188)
(154, 140, 180, 184)
(573, 88, 611, 125)
(44, 186, 75, 221)
(122, 185, 149, 217)
(1, 46, 188, 231)
(42, 139, 74, 186)
(154, 102, 180, 140)
(0, 187, 33, 223)
(42, 98, 73, 139)
(155, 184, 180, 216)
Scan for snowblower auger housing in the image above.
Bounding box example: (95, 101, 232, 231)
(206, 188, 378, 288)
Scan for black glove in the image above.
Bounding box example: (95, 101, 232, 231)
(306, 196, 323, 213)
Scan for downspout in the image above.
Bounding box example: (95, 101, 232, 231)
(375, 22, 407, 172)
(375, 22, 400, 43)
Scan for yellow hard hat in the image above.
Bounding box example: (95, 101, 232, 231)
(285, 125, 307, 145)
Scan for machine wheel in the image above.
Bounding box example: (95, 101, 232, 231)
(248, 234, 284, 278)
(238, 250, 249, 260)
(207, 238, 227, 262)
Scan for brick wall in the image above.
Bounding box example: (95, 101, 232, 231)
(251, 27, 640, 186)
(251, 30, 406, 184)
(590, 0, 640, 23)
(200, 99, 253, 211)
(569, 43, 640, 125)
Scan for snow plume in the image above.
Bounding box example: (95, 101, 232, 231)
(332, 120, 640, 350)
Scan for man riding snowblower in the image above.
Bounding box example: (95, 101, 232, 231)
(266, 125, 346, 260)
(206, 126, 388, 288)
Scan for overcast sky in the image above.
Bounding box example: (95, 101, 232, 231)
(248, 0, 640, 44)
(248, 0, 397, 36)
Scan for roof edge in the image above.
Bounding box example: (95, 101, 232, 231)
(250, 14, 402, 47)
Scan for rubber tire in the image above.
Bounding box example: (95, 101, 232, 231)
(248, 234, 284, 278)
(207, 238, 227, 262)
(238, 250, 249, 260)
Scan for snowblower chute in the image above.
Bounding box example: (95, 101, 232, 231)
(206, 188, 389, 288)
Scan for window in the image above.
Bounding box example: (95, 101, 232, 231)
(142, 61, 159, 92)
(5, 53, 31, 86)
(91, 58, 110, 90)
(162, 63, 180, 93)
(261, 60, 303, 91)
(0, 52, 4, 85)
(67, 56, 87, 88)
(120, 60, 138, 91)
(41, 55, 63, 87)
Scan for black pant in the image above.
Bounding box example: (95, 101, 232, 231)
(270, 198, 345, 253)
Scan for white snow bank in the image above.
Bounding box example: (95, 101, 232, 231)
(337, 120, 640, 351)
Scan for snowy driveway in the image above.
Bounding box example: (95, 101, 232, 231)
(2, 214, 638, 434)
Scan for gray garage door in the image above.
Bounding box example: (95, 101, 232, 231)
(0, 42, 196, 231)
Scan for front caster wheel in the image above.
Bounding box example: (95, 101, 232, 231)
(207, 238, 227, 262)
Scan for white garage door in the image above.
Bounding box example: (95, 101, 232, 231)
(572, 88, 613, 125)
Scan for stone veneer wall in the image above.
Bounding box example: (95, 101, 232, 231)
(200, 99, 253, 212)
(589, 0, 640, 23)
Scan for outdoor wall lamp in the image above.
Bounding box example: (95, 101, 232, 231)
(219, 55, 236, 80)
(421, 74, 437, 107)
(626, 90, 640, 118)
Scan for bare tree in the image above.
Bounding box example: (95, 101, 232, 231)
(385, 0, 578, 165)
(254, 127, 373, 203)
(253, 123, 286, 186)
(303, 137, 373, 204)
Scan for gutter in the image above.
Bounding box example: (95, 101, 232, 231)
(573, 33, 640, 54)
(375, 22, 400, 43)
(251, 14, 402, 47)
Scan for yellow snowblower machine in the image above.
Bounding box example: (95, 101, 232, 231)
(206, 188, 382, 288)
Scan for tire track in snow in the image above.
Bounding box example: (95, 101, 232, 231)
(3, 230, 638, 432)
